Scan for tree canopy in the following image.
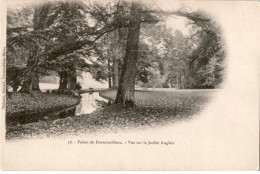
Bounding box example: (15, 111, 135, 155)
(6, 0, 225, 104)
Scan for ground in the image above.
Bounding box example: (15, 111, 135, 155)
(6, 90, 214, 140)
(6, 92, 79, 121)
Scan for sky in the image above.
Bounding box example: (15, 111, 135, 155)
(165, 16, 190, 36)
(147, 0, 195, 36)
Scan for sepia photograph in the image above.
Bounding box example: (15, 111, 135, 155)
(0, 0, 259, 171)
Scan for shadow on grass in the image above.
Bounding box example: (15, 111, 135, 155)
(6, 90, 213, 140)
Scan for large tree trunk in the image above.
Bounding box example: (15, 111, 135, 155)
(112, 58, 119, 88)
(115, 3, 141, 107)
(19, 4, 48, 93)
(67, 76, 77, 90)
(70, 74, 77, 90)
(112, 29, 123, 89)
(12, 77, 20, 92)
(20, 73, 40, 92)
(59, 71, 68, 90)
(20, 78, 32, 93)
(32, 75, 41, 91)
(67, 68, 77, 90)
(67, 76, 72, 90)
(20, 58, 34, 93)
(12, 84, 19, 92)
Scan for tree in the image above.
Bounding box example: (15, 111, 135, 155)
(138, 23, 176, 88)
(114, 6, 225, 106)
(110, 29, 126, 88)
(7, 0, 225, 101)
(18, 3, 54, 93)
(163, 30, 189, 89)
(7, 5, 40, 93)
(36, 1, 130, 90)
(113, 1, 163, 106)
(114, 2, 143, 106)
(39, 1, 94, 90)
(182, 11, 225, 89)
(145, 10, 225, 89)
(101, 28, 127, 88)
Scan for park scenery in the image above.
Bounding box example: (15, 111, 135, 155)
(5, 0, 225, 139)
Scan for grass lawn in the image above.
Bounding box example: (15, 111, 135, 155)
(6, 92, 80, 119)
(100, 89, 213, 110)
(6, 90, 215, 139)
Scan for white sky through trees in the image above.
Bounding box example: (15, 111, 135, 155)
(6, 0, 197, 88)
(165, 16, 190, 36)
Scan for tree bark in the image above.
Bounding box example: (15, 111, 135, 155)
(115, 2, 141, 107)
(112, 58, 119, 88)
(59, 71, 68, 90)
(71, 74, 77, 90)
(32, 75, 41, 91)
(67, 76, 72, 90)
(20, 5, 48, 93)
(12, 84, 19, 92)
(112, 29, 123, 89)
(20, 58, 34, 93)
(67, 68, 77, 90)
(67, 76, 77, 90)
(20, 78, 33, 93)
(20, 73, 40, 92)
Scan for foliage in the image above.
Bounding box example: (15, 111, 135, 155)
(7, 6, 34, 89)
(151, 11, 226, 89)
(6, 1, 225, 91)
(136, 23, 175, 86)
(182, 11, 225, 88)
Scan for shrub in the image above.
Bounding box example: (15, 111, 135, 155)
(75, 82, 82, 90)
(51, 90, 57, 94)
(58, 89, 64, 94)
(46, 90, 50, 94)
(68, 90, 74, 95)
(162, 83, 169, 88)
(64, 90, 73, 95)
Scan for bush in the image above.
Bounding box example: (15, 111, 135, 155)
(75, 82, 82, 90)
(64, 90, 73, 95)
(46, 90, 50, 94)
(162, 83, 169, 88)
(58, 89, 64, 94)
(51, 90, 57, 94)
